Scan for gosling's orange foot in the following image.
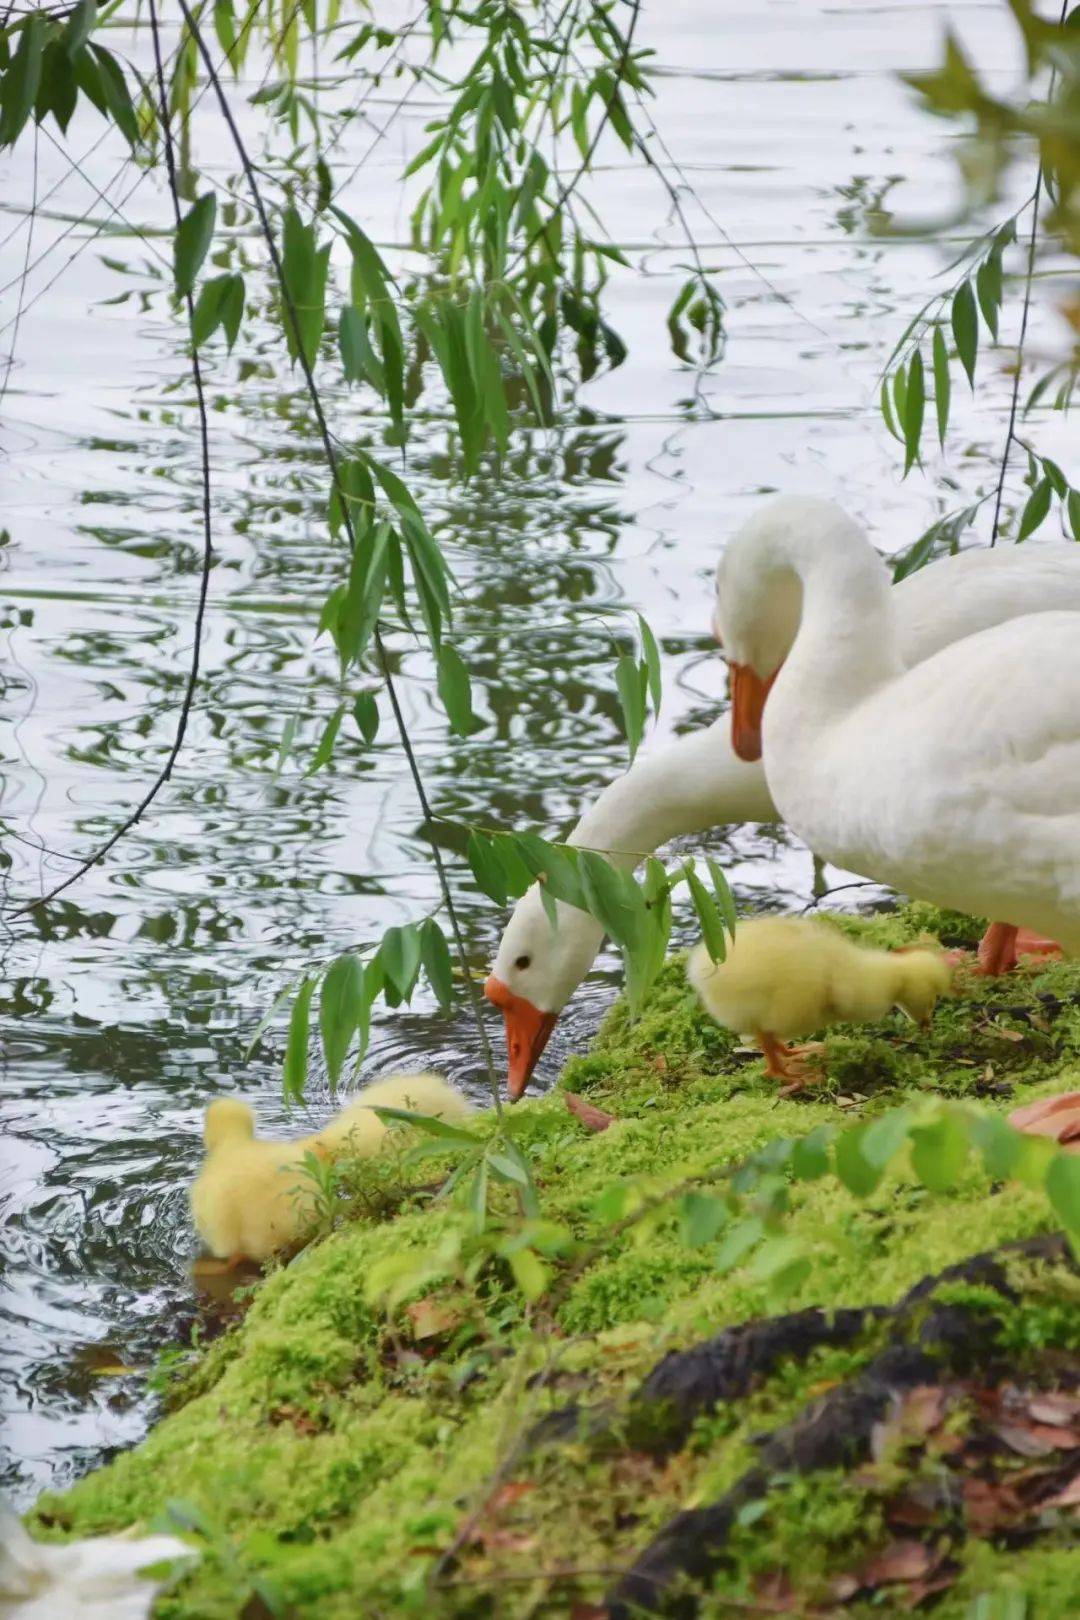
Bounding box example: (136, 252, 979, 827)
(191, 1251, 257, 1278)
(757, 1032, 825, 1092)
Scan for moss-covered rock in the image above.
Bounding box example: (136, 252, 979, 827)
(29, 905, 1080, 1617)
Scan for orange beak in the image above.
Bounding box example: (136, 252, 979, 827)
(484, 975, 558, 1101)
(729, 662, 777, 762)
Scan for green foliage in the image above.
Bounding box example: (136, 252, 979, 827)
(174, 194, 217, 298)
(282, 976, 315, 1105)
(907, 7, 1080, 255)
(38, 908, 1080, 1618)
(884, 3, 1080, 521)
(280, 206, 330, 369)
(0, 5, 139, 151)
(352, 691, 379, 744)
(667, 273, 726, 367)
(0, 0, 744, 1120)
(436, 644, 481, 737)
(319, 954, 364, 1088)
(266, 910, 477, 1100)
(880, 218, 1016, 484)
(191, 273, 245, 349)
(612, 613, 662, 762)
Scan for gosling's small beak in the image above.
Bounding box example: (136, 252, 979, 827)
(484, 975, 558, 1101)
(729, 662, 776, 762)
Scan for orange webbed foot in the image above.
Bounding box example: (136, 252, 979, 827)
(1014, 929, 1063, 961)
(757, 1033, 825, 1093)
(977, 922, 1019, 975)
(977, 922, 1063, 975)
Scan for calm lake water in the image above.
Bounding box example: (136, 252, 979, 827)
(0, 0, 1072, 1502)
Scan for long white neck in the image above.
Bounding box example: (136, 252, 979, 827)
(767, 522, 902, 730)
(569, 719, 777, 867)
(492, 722, 776, 1014)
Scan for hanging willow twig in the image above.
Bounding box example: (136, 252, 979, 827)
(9, 10, 215, 919)
(988, 0, 1069, 546)
(172, 0, 504, 1112)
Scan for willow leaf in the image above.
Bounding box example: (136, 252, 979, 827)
(379, 924, 422, 1002)
(174, 193, 216, 297)
(308, 704, 345, 773)
(952, 280, 978, 388)
(437, 643, 478, 737)
(1068, 489, 1080, 540)
(352, 691, 379, 744)
(1016, 478, 1052, 540)
(976, 253, 1002, 339)
(283, 977, 315, 1103)
(320, 954, 363, 1088)
(637, 614, 662, 715)
(685, 864, 727, 963)
(902, 347, 925, 476)
(615, 653, 646, 762)
(420, 918, 454, 1010)
(467, 830, 508, 906)
(932, 324, 950, 448)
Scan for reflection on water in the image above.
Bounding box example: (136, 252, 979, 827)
(0, 0, 1072, 1501)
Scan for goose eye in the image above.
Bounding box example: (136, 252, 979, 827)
(514, 954, 531, 971)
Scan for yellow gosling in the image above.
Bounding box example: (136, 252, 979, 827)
(190, 1071, 471, 1262)
(687, 916, 952, 1089)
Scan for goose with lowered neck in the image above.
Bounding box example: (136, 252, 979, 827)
(718, 495, 1080, 964)
(487, 497, 1080, 1099)
(486, 728, 776, 1098)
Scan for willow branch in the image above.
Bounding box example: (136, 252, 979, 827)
(8, 7, 214, 918)
(173, 0, 503, 1111)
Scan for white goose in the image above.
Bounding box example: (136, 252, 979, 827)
(716, 495, 1080, 966)
(487, 499, 1080, 1098)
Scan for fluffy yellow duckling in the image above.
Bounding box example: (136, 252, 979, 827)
(687, 917, 952, 1088)
(190, 1071, 471, 1262)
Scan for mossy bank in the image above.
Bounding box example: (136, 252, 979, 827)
(31, 906, 1080, 1617)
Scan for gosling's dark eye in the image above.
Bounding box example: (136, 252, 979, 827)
(514, 954, 531, 971)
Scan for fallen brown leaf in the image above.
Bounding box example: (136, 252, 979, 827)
(901, 1385, 950, 1436)
(269, 1404, 321, 1437)
(1009, 1090, 1080, 1129)
(897, 1573, 956, 1609)
(871, 1385, 950, 1461)
(1042, 1471, 1080, 1511)
(886, 1477, 952, 1530)
(1026, 1392, 1080, 1428)
(859, 1538, 938, 1586)
(479, 1528, 537, 1552)
(564, 1092, 617, 1133)
(406, 1298, 462, 1341)
(240, 1597, 279, 1620)
(962, 1476, 1025, 1532)
(1008, 1092, 1080, 1150)
(487, 1481, 536, 1511)
(752, 1571, 800, 1611)
(994, 1420, 1080, 1457)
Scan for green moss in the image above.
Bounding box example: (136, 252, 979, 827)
(28, 903, 1080, 1617)
(931, 1542, 1080, 1619)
